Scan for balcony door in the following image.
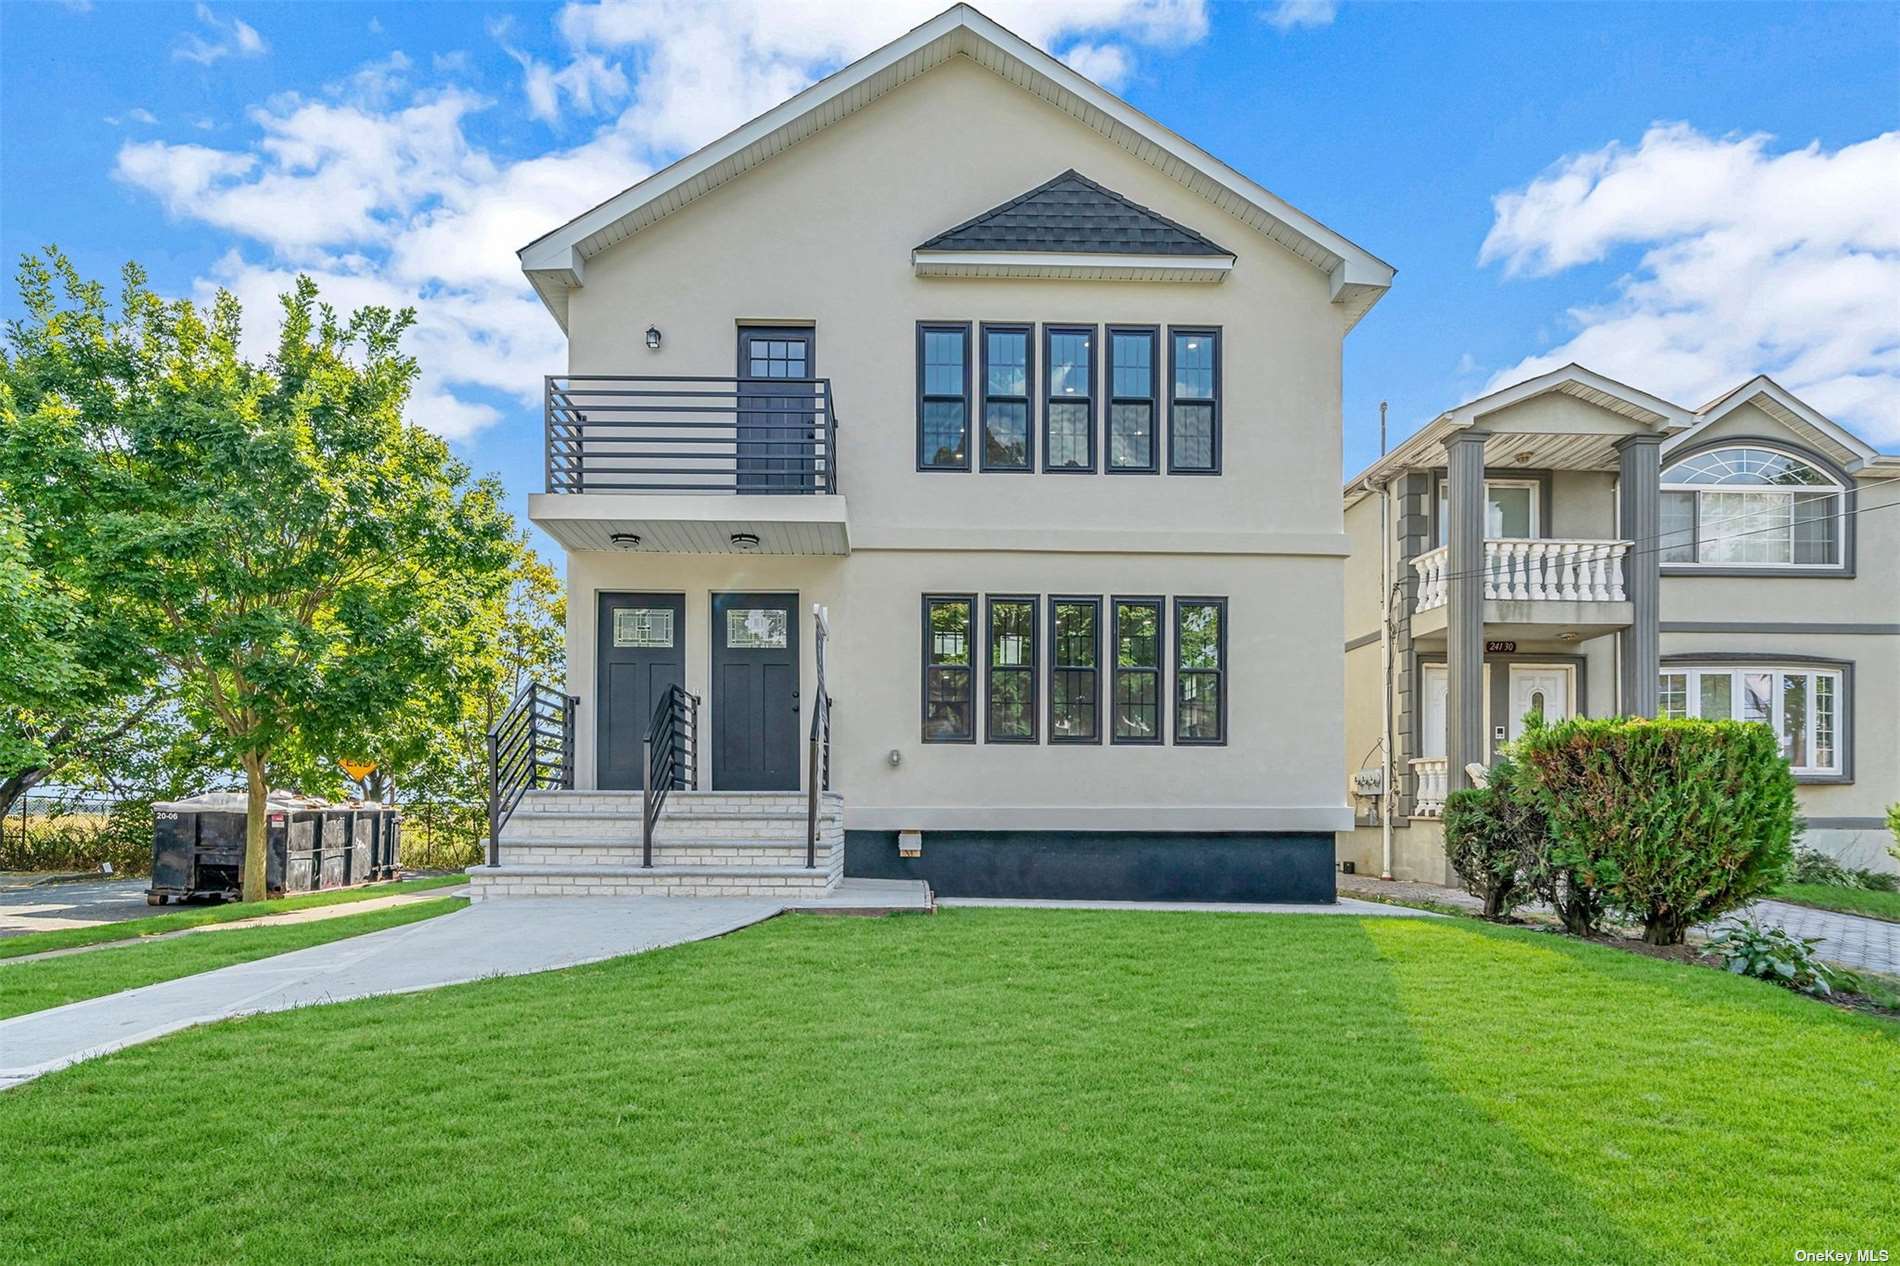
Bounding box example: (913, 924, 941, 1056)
(737, 326, 817, 493)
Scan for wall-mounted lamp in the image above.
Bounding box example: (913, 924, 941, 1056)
(645, 325, 662, 351)
(729, 531, 761, 552)
(609, 532, 641, 550)
(887, 749, 903, 768)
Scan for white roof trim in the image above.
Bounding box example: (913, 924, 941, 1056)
(519, 3, 1392, 331)
(912, 249, 1233, 283)
(1668, 374, 1881, 469)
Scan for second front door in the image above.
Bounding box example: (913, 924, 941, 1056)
(711, 592, 800, 790)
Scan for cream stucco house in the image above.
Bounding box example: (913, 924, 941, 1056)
(472, 5, 1393, 902)
(1338, 367, 1900, 884)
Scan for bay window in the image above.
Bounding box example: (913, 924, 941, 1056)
(1658, 665, 1844, 776)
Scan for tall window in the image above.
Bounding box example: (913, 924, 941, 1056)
(1658, 665, 1843, 775)
(1048, 597, 1101, 741)
(922, 595, 975, 741)
(1106, 327, 1158, 473)
(917, 323, 971, 470)
(1436, 478, 1540, 545)
(1111, 598, 1163, 743)
(1168, 328, 1220, 473)
(980, 324, 1033, 471)
(1174, 597, 1226, 743)
(985, 596, 1037, 742)
(1659, 445, 1844, 567)
(1043, 326, 1096, 472)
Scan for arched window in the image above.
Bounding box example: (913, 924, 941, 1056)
(1659, 445, 1844, 567)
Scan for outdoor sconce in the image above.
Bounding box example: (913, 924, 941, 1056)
(645, 325, 662, 350)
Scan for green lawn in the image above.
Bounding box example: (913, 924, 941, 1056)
(2, 909, 1893, 1264)
(0, 897, 467, 1020)
(1775, 882, 1900, 923)
(0, 874, 467, 958)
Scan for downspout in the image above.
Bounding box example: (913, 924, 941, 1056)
(1376, 400, 1394, 881)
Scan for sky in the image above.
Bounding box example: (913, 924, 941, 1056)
(3, 0, 1897, 547)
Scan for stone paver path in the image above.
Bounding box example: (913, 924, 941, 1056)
(0, 896, 781, 1089)
(1719, 899, 1900, 978)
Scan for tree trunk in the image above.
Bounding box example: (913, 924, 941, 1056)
(1642, 916, 1686, 946)
(0, 765, 49, 825)
(241, 753, 269, 902)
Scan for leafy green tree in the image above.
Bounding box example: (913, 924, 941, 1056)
(3, 250, 518, 899)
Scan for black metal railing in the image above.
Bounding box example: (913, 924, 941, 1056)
(641, 683, 700, 867)
(547, 375, 840, 495)
(486, 683, 576, 864)
(806, 605, 832, 869)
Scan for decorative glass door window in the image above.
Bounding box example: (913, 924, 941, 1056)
(1657, 666, 1841, 774)
(614, 608, 675, 648)
(1658, 445, 1844, 567)
(725, 607, 787, 649)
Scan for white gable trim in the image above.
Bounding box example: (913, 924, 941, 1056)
(911, 249, 1234, 283)
(1669, 375, 1881, 470)
(518, 4, 1392, 331)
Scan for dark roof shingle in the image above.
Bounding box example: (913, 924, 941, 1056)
(916, 170, 1233, 257)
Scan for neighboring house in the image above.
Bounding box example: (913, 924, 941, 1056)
(477, 5, 1393, 903)
(1339, 366, 1900, 883)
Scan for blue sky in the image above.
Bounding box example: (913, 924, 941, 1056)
(4, 0, 1896, 547)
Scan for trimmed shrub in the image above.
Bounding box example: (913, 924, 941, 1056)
(1517, 716, 1795, 946)
(1792, 845, 1900, 893)
(1443, 757, 1545, 920)
(1889, 802, 1899, 868)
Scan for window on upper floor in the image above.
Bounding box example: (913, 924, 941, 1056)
(922, 595, 975, 741)
(980, 324, 1033, 471)
(1168, 328, 1220, 473)
(1435, 478, 1540, 546)
(1106, 327, 1159, 473)
(917, 323, 971, 470)
(1044, 326, 1097, 473)
(1658, 664, 1844, 777)
(1658, 445, 1844, 568)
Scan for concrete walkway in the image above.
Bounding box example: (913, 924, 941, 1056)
(0, 896, 781, 1089)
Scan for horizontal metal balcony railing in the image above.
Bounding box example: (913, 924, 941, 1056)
(546, 375, 839, 495)
(1412, 538, 1630, 613)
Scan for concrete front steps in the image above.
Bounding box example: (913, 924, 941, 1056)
(468, 789, 844, 900)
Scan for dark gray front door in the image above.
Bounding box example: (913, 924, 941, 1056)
(737, 326, 816, 492)
(711, 592, 799, 790)
(597, 593, 685, 791)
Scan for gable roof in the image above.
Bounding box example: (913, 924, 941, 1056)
(1668, 374, 1883, 470)
(518, 4, 1393, 331)
(916, 169, 1233, 257)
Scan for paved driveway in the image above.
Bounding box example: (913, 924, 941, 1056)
(1720, 899, 1900, 978)
(0, 877, 162, 938)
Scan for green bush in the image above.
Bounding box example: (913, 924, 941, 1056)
(1888, 802, 1899, 868)
(0, 804, 153, 876)
(1707, 919, 1847, 999)
(1443, 757, 1545, 920)
(1516, 716, 1795, 945)
(1791, 845, 1900, 893)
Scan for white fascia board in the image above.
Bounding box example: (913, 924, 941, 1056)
(911, 249, 1234, 281)
(515, 4, 1393, 324)
(1673, 374, 1881, 465)
(1457, 364, 1694, 431)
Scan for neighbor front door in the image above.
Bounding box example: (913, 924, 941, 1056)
(1508, 666, 1571, 741)
(711, 593, 800, 790)
(596, 593, 686, 790)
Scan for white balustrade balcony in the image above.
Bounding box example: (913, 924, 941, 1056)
(1410, 758, 1448, 817)
(1413, 538, 1630, 615)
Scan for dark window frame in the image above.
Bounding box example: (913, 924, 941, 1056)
(978, 322, 1036, 473)
(1166, 325, 1222, 476)
(1041, 323, 1098, 474)
(1110, 595, 1166, 746)
(1105, 324, 1161, 475)
(983, 594, 1040, 744)
(1046, 594, 1103, 744)
(1172, 595, 1228, 745)
(916, 322, 973, 472)
(920, 593, 977, 744)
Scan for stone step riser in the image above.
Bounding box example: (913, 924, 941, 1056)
(470, 875, 839, 900)
(500, 844, 840, 867)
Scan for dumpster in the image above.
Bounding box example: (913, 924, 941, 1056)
(316, 808, 351, 889)
(149, 792, 306, 904)
(379, 811, 402, 878)
(277, 794, 326, 895)
(347, 807, 376, 886)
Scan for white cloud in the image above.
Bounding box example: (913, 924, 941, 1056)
(104, 107, 160, 126)
(1264, 0, 1337, 32)
(1058, 41, 1132, 89)
(1481, 124, 1900, 444)
(175, 2, 270, 65)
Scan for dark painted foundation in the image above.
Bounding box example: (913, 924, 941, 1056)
(845, 830, 1337, 903)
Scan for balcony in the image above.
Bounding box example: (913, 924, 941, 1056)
(1410, 757, 1448, 817)
(529, 375, 849, 555)
(1410, 538, 1634, 642)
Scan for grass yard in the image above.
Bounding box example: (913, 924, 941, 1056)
(0, 897, 467, 1020)
(0, 874, 467, 958)
(2, 909, 1894, 1264)
(1775, 882, 1900, 923)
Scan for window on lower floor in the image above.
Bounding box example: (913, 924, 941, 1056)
(1174, 597, 1226, 743)
(1111, 598, 1163, 743)
(1049, 597, 1101, 741)
(922, 595, 975, 741)
(985, 596, 1037, 742)
(1658, 665, 1843, 775)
